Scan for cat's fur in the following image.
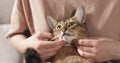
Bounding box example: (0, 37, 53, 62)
(25, 6, 93, 63)
(46, 6, 93, 63)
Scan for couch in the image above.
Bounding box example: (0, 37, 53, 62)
(0, 0, 22, 63)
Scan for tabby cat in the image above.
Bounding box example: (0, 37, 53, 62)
(25, 6, 94, 63)
(46, 6, 93, 63)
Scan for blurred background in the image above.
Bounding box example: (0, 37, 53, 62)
(0, 0, 22, 63)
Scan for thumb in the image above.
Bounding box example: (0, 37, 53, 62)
(36, 32, 53, 40)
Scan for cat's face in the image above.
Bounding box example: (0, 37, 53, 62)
(47, 6, 87, 45)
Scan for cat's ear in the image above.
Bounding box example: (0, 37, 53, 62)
(46, 16, 57, 29)
(74, 6, 86, 24)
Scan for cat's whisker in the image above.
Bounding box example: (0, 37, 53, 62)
(50, 36, 59, 41)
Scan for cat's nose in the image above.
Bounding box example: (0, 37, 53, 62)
(63, 25, 67, 31)
(63, 28, 67, 32)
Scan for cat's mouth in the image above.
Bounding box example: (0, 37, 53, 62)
(61, 32, 75, 39)
(59, 32, 76, 44)
(62, 33, 75, 36)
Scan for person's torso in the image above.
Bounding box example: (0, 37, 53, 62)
(29, 0, 120, 41)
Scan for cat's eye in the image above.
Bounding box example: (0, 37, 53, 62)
(68, 22, 76, 28)
(56, 25, 62, 30)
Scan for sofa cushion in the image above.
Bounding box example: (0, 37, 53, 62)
(0, 24, 22, 63)
(0, 0, 14, 24)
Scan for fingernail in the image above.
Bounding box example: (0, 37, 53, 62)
(78, 40, 82, 44)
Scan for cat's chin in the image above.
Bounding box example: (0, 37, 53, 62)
(60, 35, 76, 46)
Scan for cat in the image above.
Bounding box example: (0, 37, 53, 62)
(46, 6, 93, 63)
(25, 6, 94, 63)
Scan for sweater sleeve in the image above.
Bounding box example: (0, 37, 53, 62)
(6, 0, 28, 38)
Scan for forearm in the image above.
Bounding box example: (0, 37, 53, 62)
(8, 34, 29, 54)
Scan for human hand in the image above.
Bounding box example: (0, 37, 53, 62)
(23, 32, 65, 60)
(73, 38, 120, 62)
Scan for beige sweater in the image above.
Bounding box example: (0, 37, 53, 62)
(6, 0, 120, 62)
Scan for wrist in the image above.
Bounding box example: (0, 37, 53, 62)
(9, 34, 37, 54)
(21, 38, 39, 54)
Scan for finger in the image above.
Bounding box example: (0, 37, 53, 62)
(41, 42, 65, 60)
(78, 46, 98, 54)
(38, 46, 57, 58)
(41, 52, 57, 60)
(37, 41, 52, 49)
(51, 40, 65, 51)
(37, 40, 65, 54)
(37, 32, 53, 40)
(40, 40, 65, 49)
(39, 44, 63, 55)
(78, 39, 98, 47)
(52, 40, 65, 47)
(78, 49, 96, 60)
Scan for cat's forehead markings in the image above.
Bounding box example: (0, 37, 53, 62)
(70, 19, 73, 22)
(57, 21, 65, 25)
(65, 18, 73, 23)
